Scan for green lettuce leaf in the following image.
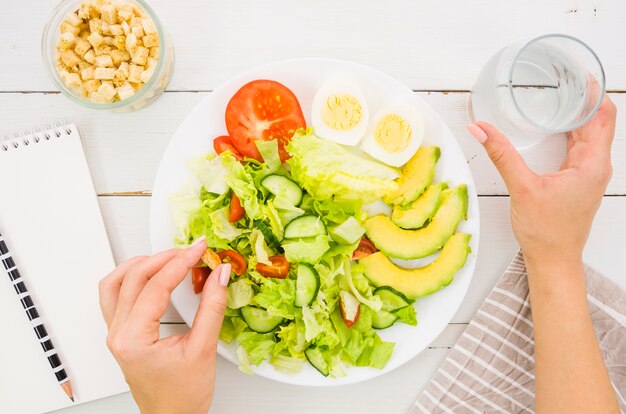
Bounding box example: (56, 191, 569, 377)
(227, 280, 254, 309)
(274, 320, 307, 358)
(169, 182, 202, 246)
(329, 308, 349, 346)
(209, 207, 243, 241)
(253, 278, 297, 320)
(329, 216, 365, 244)
(344, 329, 371, 363)
(237, 346, 253, 374)
(312, 198, 365, 225)
(301, 305, 323, 341)
(345, 261, 383, 312)
(243, 158, 277, 189)
(328, 352, 347, 377)
(249, 228, 271, 265)
(283, 235, 330, 264)
(220, 316, 248, 343)
(255, 139, 282, 172)
(221, 153, 262, 219)
(262, 201, 285, 240)
(273, 196, 306, 225)
(187, 153, 228, 194)
(365, 334, 396, 369)
(270, 354, 306, 374)
(313, 319, 341, 350)
(351, 305, 373, 333)
(286, 131, 400, 203)
(394, 305, 418, 326)
(236, 331, 276, 366)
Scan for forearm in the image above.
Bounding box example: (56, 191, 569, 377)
(525, 255, 619, 414)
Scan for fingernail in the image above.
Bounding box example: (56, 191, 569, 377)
(466, 123, 488, 143)
(189, 235, 206, 248)
(218, 263, 232, 287)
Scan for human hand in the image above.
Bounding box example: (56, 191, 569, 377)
(98, 237, 231, 414)
(467, 96, 616, 266)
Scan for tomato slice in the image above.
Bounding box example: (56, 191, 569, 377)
(256, 255, 290, 278)
(213, 135, 243, 161)
(225, 80, 306, 163)
(351, 236, 379, 260)
(217, 250, 247, 276)
(192, 267, 211, 294)
(229, 193, 245, 222)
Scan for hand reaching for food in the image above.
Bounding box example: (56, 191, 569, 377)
(98, 238, 231, 414)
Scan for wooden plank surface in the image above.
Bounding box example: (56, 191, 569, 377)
(1, 92, 625, 196)
(3, 0, 626, 92)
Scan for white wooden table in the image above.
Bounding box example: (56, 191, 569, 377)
(3, 1, 626, 413)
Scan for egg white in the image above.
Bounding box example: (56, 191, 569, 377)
(360, 104, 424, 167)
(311, 80, 369, 146)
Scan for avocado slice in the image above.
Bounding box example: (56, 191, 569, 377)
(384, 146, 440, 206)
(360, 233, 471, 299)
(364, 184, 468, 260)
(391, 182, 449, 229)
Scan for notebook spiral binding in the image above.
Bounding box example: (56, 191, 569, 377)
(1, 121, 72, 152)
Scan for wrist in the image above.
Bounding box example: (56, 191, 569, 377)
(522, 248, 583, 272)
(523, 250, 585, 288)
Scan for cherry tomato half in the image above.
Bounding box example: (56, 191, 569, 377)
(351, 236, 379, 260)
(213, 135, 244, 161)
(229, 193, 245, 222)
(217, 250, 247, 276)
(256, 255, 290, 278)
(192, 267, 211, 294)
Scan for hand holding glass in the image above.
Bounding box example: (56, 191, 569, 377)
(470, 34, 605, 149)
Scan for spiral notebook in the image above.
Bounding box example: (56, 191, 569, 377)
(0, 124, 127, 413)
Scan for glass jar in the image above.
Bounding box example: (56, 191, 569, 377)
(42, 0, 174, 112)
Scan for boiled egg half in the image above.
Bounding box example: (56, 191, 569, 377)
(311, 80, 369, 146)
(360, 104, 424, 167)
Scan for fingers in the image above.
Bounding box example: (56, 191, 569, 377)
(568, 96, 616, 148)
(467, 122, 538, 195)
(110, 249, 181, 328)
(99, 256, 147, 328)
(564, 96, 616, 180)
(126, 237, 208, 343)
(187, 263, 231, 352)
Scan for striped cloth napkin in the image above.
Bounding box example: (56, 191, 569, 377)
(411, 252, 626, 414)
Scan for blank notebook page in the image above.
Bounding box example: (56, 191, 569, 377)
(0, 124, 127, 413)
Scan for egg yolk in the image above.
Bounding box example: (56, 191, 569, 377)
(374, 114, 412, 153)
(322, 94, 363, 131)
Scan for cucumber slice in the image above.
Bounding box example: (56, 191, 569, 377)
(372, 309, 399, 329)
(261, 174, 303, 206)
(374, 286, 412, 312)
(304, 346, 329, 376)
(284, 215, 327, 239)
(254, 219, 283, 253)
(240, 306, 284, 333)
(295, 264, 320, 307)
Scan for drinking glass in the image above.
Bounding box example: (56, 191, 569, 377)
(469, 34, 605, 149)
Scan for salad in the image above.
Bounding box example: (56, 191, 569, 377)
(171, 79, 471, 377)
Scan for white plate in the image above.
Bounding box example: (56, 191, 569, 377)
(150, 58, 480, 386)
